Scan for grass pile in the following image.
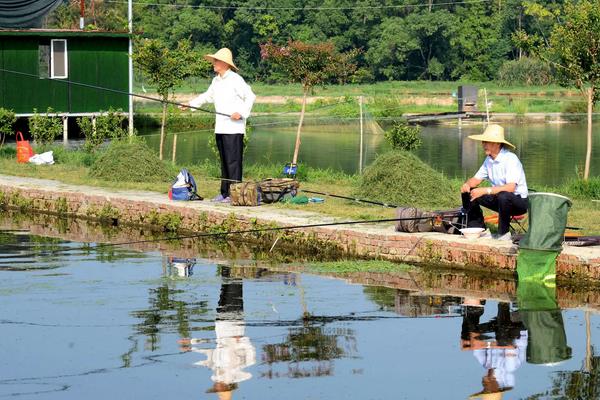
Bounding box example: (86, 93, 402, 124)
(89, 140, 176, 183)
(357, 150, 459, 210)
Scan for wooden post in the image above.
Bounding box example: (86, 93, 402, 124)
(292, 90, 308, 165)
(92, 116, 97, 136)
(172, 134, 177, 164)
(62, 116, 68, 145)
(484, 88, 490, 125)
(359, 96, 364, 174)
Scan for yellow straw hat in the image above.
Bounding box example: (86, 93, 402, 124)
(468, 124, 515, 150)
(204, 48, 238, 71)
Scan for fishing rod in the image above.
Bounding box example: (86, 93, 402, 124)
(301, 189, 400, 208)
(0, 68, 232, 118)
(0, 215, 436, 261)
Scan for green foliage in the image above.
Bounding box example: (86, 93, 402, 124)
(77, 109, 128, 153)
(260, 40, 360, 90)
(562, 178, 600, 199)
(497, 57, 554, 86)
(89, 139, 176, 183)
(548, 0, 600, 102)
(49, 146, 97, 167)
(357, 150, 458, 209)
(0, 108, 17, 148)
(29, 108, 63, 146)
(384, 120, 422, 151)
(133, 38, 209, 101)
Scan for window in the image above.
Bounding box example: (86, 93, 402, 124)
(50, 39, 68, 79)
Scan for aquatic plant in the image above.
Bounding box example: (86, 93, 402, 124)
(89, 139, 176, 183)
(357, 150, 458, 209)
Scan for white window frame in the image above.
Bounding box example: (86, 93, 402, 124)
(50, 39, 68, 79)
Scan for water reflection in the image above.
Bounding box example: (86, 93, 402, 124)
(461, 299, 527, 398)
(182, 266, 256, 398)
(166, 257, 196, 278)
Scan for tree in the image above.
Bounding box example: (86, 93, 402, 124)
(0, 108, 17, 149)
(547, 0, 600, 180)
(260, 40, 359, 165)
(133, 39, 209, 160)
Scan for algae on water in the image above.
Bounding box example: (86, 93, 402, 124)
(357, 150, 458, 210)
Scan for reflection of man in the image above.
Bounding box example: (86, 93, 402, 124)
(180, 266, 256, 398)
(461, 300, 527, 399)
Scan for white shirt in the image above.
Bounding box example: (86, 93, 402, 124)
(189, 70, 256, 134)
(474, 148, 528, 198)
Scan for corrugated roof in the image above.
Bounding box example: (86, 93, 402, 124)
(0, 29, 130, 38)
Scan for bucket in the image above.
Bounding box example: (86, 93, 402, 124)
(519, 193, 572, 252)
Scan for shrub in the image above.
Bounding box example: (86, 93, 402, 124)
(562, 177, 600, 199)
(497, 57, 554, 86)
(77, 108, 128, 153)
(0, 108, 17, 148)
(89, 139, 176, 182)
(357, 150, 458, 209)
(384, 120, 422, 151)
(29, 108, 63, 146)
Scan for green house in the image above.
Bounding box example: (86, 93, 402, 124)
(0, 29, 129, 117)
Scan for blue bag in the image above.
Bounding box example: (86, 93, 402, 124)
(169, 168, 203, 201)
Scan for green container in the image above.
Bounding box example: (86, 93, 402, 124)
(516, 249, 559, 283)
(519, 193, 572, 252)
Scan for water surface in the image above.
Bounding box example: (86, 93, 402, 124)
(141, 121, 600, 187)
(2, 224, 600, 399)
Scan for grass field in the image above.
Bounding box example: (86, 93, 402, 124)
(133, 80, 592, 118)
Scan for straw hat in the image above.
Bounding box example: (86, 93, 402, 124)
(204, 48, 238, 71)
(468, 124, 515, 150)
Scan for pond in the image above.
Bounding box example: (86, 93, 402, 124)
(2, 215, 600, 399)
(141, 121, 600, 187)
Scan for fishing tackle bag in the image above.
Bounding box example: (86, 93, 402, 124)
(230, 182, 261, 206)
(169, 168, 203, 201)
(395, 207, 435, 233)
(395, 207, 465, 234)
(259, 178, 299, 204)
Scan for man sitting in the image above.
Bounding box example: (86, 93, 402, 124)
(460, 124, 528, 240)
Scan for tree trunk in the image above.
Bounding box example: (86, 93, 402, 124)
(159, 101, 167, 161)
(584, 87, 593, 180)
(292, 89, 308, 165)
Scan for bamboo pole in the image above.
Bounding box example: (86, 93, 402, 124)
(292, 89, 308, 165)
(585, 87, 593, 180)
(172, 134, 177, 163)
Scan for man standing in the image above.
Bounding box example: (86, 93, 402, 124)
(461, 124, 528, 239)
(187, 48, 256, 203)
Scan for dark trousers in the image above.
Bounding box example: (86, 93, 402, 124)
(462, 191, 528, 235)
(215, 133, 244, 197)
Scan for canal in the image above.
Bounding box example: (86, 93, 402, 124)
(2, 213, 600, 399)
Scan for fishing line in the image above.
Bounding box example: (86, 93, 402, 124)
(0, 68, 231, 118)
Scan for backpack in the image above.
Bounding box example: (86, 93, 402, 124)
(230, 182, 262, 206)
(169, 168, 203, 201)
(259, 178, 299, 204)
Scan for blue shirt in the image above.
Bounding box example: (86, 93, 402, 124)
(474, 148, 528, 198)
